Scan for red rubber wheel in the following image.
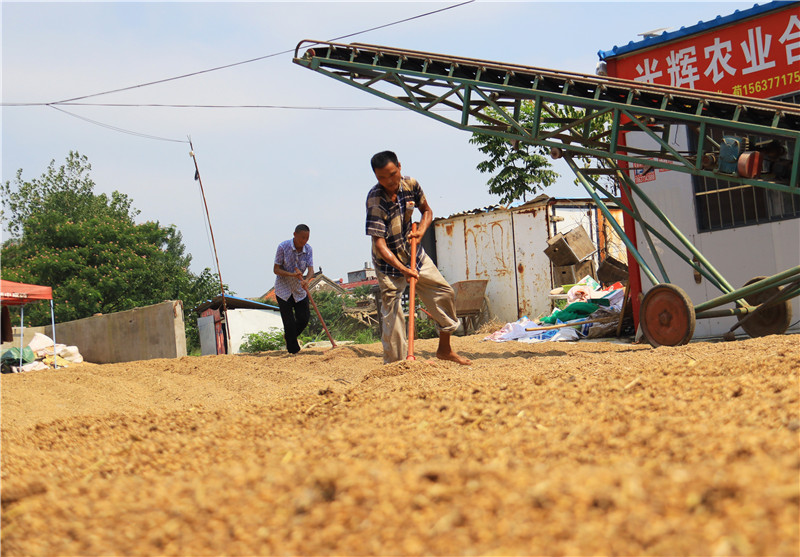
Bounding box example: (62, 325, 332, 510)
(739, 276, 792, 338)
(640, 284, 695, 347)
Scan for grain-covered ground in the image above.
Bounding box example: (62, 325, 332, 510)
(1, 333, 798, 556)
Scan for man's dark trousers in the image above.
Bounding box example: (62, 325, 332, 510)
(276, 294, 310, 353)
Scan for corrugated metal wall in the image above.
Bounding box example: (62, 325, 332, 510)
(434, 199, 624, 324)
(435, 211, 518, 322)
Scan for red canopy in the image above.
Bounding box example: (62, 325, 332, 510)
(0, 279, 53, 306)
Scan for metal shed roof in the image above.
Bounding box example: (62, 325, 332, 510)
(434, 194, 608, 222)
(193, 294, 279, 315)
(598, 0, 795, 60)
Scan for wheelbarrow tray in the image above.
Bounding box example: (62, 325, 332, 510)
(452, 280, 488, 316)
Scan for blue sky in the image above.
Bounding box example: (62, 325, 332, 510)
(2, 1, 757, 297)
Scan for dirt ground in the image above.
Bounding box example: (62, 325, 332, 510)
(1, 332, 798, 556)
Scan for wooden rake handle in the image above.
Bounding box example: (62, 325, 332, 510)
(303, 281, 336, 348)
(407, 223, 418, 361)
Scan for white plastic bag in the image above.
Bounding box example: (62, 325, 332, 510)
(59, 346, 84, 363)
(28, 332, 54, 353)
(567, 284, 594, 303)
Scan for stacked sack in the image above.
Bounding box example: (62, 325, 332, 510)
(1, 332, 84, 373)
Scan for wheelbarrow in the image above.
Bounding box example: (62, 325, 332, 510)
(452, 280, 489, 335)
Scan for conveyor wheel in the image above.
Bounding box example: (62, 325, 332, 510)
(640, 283, 695, 347)
(739, 276, 792, 338)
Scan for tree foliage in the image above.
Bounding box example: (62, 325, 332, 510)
(348, 285, 375, 301)
(306, 289, 434, 345)
(1, 152, 135, 237)
(239, 328, 287, 352)
(469, 102, 612, 204)
(469, 104, 558, 205)
(1, 152, 223, 351)
(306, 290, 364, 341)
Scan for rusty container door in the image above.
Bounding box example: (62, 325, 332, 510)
(433, 210, 519, 323)
(510, 206, 554, 321)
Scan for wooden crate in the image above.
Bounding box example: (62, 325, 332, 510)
(553, 260, 596, 287)
(544, 226, 596, 266)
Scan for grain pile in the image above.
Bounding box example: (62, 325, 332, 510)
(2, 333, 798, 556)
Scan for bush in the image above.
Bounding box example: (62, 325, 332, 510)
(414, 311, 440, 339)
(239, 328, 285, 352)
(238, 291, 382, 351)
(307, 290, 375, 342)
(353, 328, 379, 345)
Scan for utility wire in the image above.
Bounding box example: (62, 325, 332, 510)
(28, 103, 409, 110)
(49, 105, 189, 143)
(49, 0, 475, 105)
(23, 102, 459, 111)
(13, 1, 473, 143)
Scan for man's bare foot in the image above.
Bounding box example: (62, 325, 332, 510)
(436, 350, 472, 365)
(435, 332, 471, 365)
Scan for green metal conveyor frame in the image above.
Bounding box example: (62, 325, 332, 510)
(293, 40, 800, 346)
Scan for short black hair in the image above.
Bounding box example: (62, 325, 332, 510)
(370, 150, 399, 171)
(294, 224, 310, 233)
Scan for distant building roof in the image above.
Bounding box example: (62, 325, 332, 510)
(341, 278, 378, 290)
(598, 1, 793, 60)
(194, 294, 279, 315)
(261, 273, 347, 302)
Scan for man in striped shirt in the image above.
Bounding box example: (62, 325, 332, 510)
(366, 150, 471, 365)
(273, 224, 314, 354)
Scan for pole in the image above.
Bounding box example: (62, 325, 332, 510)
(19, 305, 24, 369)
(189, 139, 230, 352)
(303, 283, 336, 348)
(407, 222, 418, 361)
(50, 299, 57, 369)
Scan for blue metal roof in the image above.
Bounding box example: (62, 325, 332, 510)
(598, 1, 797, 60)
(193, 293, 279, 314)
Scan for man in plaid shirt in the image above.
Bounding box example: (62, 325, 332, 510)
(366, 151, 471, 365)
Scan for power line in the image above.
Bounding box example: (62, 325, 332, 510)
(7, 102, 405, 110)
(49, 106, 188, 143)
(327, 0, 474, 43)
(6, 102, 459, 111)
(10, 1, 474, 143)
(49, 1, 475, 105)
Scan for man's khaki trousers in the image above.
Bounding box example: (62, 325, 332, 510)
(375, 254, 460, 363)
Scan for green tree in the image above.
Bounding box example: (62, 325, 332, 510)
(1, 152, 134, 237)
(1, 152, 222, 351)
(239, 328, 286, 352)
(305, 289, 378, 344)
(349, 284, 375, 301)
(469, 102, 611, 204)
(469, 104, 558, 204)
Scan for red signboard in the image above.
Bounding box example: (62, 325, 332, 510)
(607, 5, 800, 98)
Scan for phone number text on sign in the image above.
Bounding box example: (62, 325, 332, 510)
(733, 69, 800, 96)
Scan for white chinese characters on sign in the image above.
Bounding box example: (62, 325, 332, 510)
(704, 37, 737, 83)
(741, 26, 777, 74)
(634, 58, 663, 83)
(779, 15, 800, 65)
(666, 47, 700, 88)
